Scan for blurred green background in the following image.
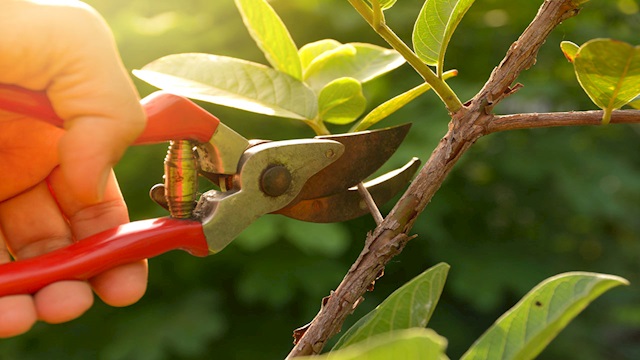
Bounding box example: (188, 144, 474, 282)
(1, 0, 639, 359)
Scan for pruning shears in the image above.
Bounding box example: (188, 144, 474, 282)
(0, 84, 419, 297)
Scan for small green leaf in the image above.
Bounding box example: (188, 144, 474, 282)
(413, 0, 476, 74)
(369, 0, 398, 10)
(352, 69, 458, 132)
(299, 328, 449, 360)
(333, 263, 449, 350)
(560, 41, 579, 63)
(304, 43, 405, 92)
(573, 39, 640, 124)
(629, 97, 640, 109)
(299, 39, 342, 70)
(134, 53, 317, 120)
(234, 0, 302, 79)
(461, 272, 628, 360)
(318, 78, 366, 125)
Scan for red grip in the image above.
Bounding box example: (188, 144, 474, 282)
(0, 218, 209, 297)
(0, 84, 64, 127)
(0, 84, 220, 144)
(138, 91, 220, 144)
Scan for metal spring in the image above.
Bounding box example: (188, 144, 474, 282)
(164, 140, 198, 219)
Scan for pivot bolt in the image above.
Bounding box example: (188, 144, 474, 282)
(261, 165, 292, 197)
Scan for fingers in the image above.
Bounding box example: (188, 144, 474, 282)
(0, 294, 36, 338)
(33, 281, 94, 324)
(0, 230, 37, 338)
(0, 1, 146, 204)
(0, 116, 63, 201)
(0, 182, 73, 260)
(0, 168, 148, 338)
(46, 4, 145, 204)
(0, 182, 94, 328)
(57, 117, 140, 204)
(48, 167, 148, 307)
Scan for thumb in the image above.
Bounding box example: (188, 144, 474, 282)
(58, 116, 142, 204)
(39, 3, 146, 204)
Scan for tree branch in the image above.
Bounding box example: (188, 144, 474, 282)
(287, 0, 594, 357)
(489, 110, 640, 133)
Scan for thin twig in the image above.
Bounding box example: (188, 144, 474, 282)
(356, 183, 383, 225)
(287, 0, 602, 357)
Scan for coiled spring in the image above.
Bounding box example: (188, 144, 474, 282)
(164, 140, 198, 219)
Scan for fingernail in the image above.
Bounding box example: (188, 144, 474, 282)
(96, 168, 110, 202)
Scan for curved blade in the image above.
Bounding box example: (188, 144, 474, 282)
(297, 123, 412, 200)
(275, 158, 420, 223)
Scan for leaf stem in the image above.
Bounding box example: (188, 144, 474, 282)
(347, 0, 463, 113)
(370, 0, 384, 29)
(305, 118, 331, 136)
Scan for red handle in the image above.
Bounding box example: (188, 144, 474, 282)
(0, 84, 220, 144)
(0, 218, 209, 296)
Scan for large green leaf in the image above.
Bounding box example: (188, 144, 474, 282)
(318, 78, 366, 125)
(573, 38, 640, 124)
(412, 0, 475, 73)
(461, 272, 628, 360)
(303, 43, 405, 92)
(134, 53, 317, 120)
(351, 69, 458, 132)
(234, 0, 302, 79)
(299, 328, 449, 360)
(333, 263, 449, 350)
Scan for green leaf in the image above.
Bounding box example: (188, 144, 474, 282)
(318, 78, 366, 125)
(234, 0, 302, 79)
(351, 69, 458, 132)
(333, 263, 450, 350)
(560, 41, 579, 63)
(299, 39, 342, 70)
(304, 43, 405, 92)
(573, 39, 640, 124)
(412, 0, 475, 74)
(299, 328, 449, 360)
(369, 0, 398, 10)
(461, 272, 629, 360)
(134, 53, 317, 120)
(629, 97, 640, 109)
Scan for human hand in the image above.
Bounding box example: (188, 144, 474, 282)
(0, 0, 147, 337)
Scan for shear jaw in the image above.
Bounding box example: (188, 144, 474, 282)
(195, 139, 344, 254)
(195, 123, 249, 175)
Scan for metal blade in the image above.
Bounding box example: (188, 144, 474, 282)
(296, 123, 412, 201)
(275, 157, 420, 223)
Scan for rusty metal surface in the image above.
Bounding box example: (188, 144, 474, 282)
(275, 157, 420, 223)
(296, 123, 412, 201)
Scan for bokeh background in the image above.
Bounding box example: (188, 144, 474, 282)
(1, 0, 639, 359)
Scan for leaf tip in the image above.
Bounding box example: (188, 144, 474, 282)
(560, 41, 580, 63)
